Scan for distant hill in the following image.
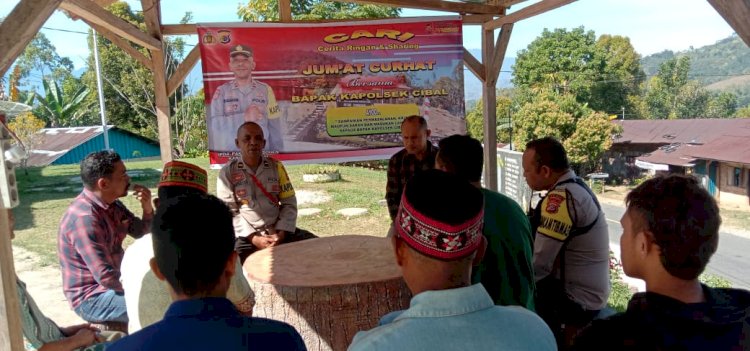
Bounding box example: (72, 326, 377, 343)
(641, 34, 750, 106)
(464, 48, 514, 103)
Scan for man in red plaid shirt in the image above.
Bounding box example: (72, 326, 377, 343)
(58, 150, 153, 328)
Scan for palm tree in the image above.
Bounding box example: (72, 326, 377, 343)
(34, 79, 90, 127)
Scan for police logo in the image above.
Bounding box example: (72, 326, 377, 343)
(546, 194, 564, 214)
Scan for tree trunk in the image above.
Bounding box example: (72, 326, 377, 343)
(244, 235, 411, 351)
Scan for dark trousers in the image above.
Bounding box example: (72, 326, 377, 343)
(235, 227, 317, 264)
(536, 277, 600, 350)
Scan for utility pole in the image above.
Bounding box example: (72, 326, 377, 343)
(622, 106, 625, 120)
(92, 30, 110, 150)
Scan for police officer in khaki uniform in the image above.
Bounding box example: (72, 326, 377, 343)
(209, 44, 283, 152)
(217, 122, 314, 263)
(522, 137, 610, 348)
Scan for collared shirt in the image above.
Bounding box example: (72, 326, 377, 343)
(348, 284, 556, 351)
(16, 277, 65, 350)
(473, 188, 536, 310)
(208, 79, 283, 152)
(385, 142, 438, 220)
(573, 285, 750, 351)
(216, 157, 297, 237)
(121, 234, 255, 333)
(17, 277, 112, 351)
(58, 189, 151, 309)
(532, 170, 610, 311)
(107, 297, 306, 351)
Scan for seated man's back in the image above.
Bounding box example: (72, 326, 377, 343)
(575, 286, 750, 351)
(573, 174, 750, 351)
(350, 284, 554, 351)
(111, 297, 303, 350)
(109, 193, 304, 351)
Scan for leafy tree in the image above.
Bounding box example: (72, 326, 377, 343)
(8, 112, 46, 171)
(513, 27, 605, 108)
(735, 105, 750, 118)
(14, 32, 74, 86)
(466, 96, 512, 143)
(706, 91, 738, 118)
(565, 111, 620, 171)
(172, 90, 208, 157)
(238, 0, 399, 21)
(34, 79, 90, 127)
(593, 35, 644, 116)
(513, 91, 620, 174)
(640, 56, 735, 119)
(513, 28, 647, 117)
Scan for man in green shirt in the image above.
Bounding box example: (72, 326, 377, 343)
(435, 134, 535, 310)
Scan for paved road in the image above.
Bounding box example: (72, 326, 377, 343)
(602, 203, 750, 290)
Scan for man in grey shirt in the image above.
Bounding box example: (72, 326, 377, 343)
(522, 137, 610, 348)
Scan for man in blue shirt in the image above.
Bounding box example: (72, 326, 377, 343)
(108, 193, 305, 351)
(349, 170, 555, 351)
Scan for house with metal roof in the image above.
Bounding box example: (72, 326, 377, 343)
(26, 125, 161, 167)
(606, 118, 750, 206)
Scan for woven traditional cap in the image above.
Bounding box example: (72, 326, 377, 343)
(395, 189, 483, 260)
(159, 161, 208, 193)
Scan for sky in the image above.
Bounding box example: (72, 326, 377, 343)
(0, 0, 738, 87)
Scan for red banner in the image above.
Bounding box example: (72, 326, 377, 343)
(197, 17, 466, 167)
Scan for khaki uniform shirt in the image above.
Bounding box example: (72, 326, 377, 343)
(533, 170, 610, 311)
(217, 157, 297, 237)
(209, 79, 283, 152)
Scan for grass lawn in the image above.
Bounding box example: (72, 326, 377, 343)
(13, 158, 391, 266)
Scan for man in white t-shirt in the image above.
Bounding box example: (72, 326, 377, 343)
(120, 161, 254, 333)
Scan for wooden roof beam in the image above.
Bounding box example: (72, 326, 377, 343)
(162, 24, 196, 36)
(0, 0, 62, 76)
(499, 0, 530, 7)
(490, 23, 513, 85)
(167, 46, 201, 96)
(484, 0, 577, 30)
(707, 0, 750, 47)
(339, 0, 504, 14)
(59, 0, 162, 51)
(84, 20, 154, 71)
(463, 48, 486, 83)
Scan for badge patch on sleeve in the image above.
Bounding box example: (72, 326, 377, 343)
(276, 162, 295, 199)
(538, 189, 574, 241)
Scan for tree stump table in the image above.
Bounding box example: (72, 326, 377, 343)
(244, 235, 411, 351)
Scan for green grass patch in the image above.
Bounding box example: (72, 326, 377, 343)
(12, 159, 390, 266)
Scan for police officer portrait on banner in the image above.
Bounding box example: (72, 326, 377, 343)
(209, 44, 284, 153)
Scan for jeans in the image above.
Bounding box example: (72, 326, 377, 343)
(74, 289, 129, 323)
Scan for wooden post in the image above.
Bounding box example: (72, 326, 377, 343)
(0, 111, 22, 351)
(482, 27, 498, 191)
(141, 0, 173, 163)
(0, 208, 23, 351)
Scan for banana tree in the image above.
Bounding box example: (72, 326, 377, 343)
(34, 79, 90, 127)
